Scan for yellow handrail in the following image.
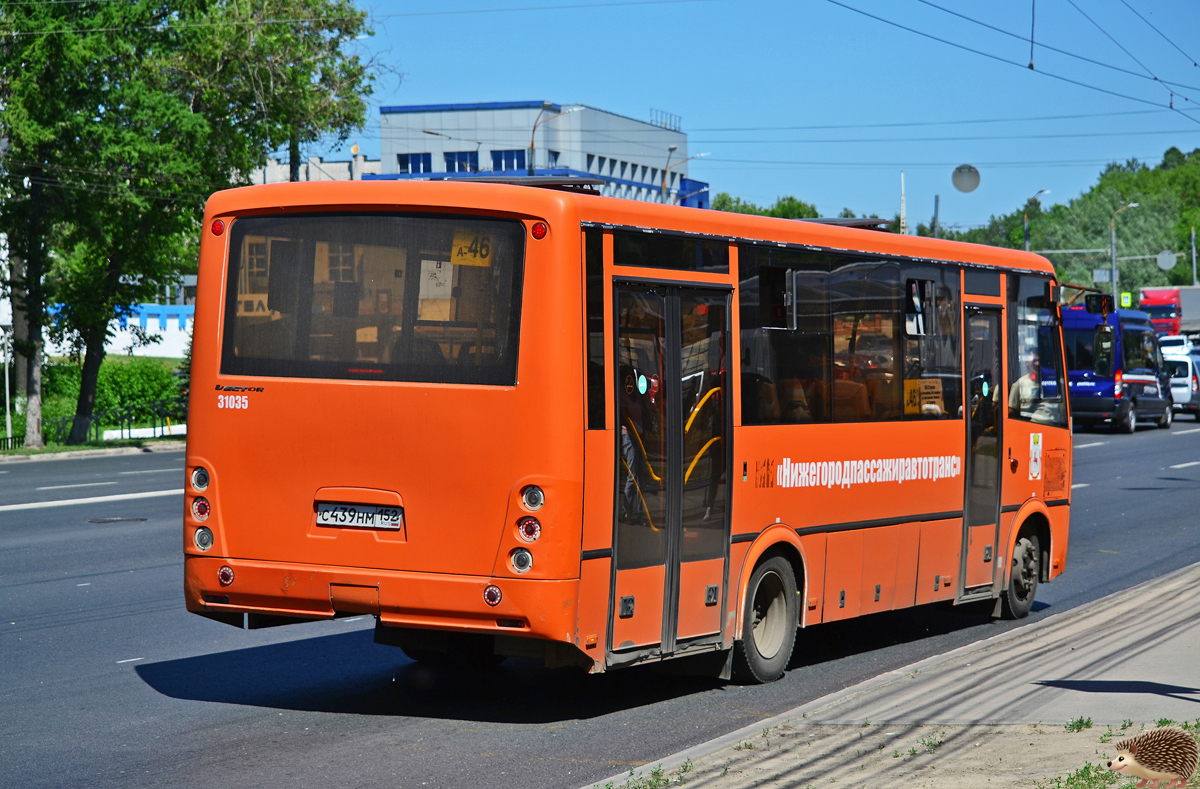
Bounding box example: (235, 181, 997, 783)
(619, 458, 658, 531)
(624, 417, 662, 482)
(684, 436, 722, 484)
(684, 386, 721, 434)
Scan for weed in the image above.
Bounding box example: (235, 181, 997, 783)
(918, 731, 946, 753)
(721, 765, 729, 777)
(734, 740, 754, 751)
(1157, 718, 1177, 728)
(1121, 719, 1133, 730)
(1099, 728, 1113, 744)
(893, 750, 901, 758)
(862, 720, 871, 727)
(908, 747, 918, 757)
(1034, 762, 1120, 789)
(877, 743, 885, 751)
(1065, 717, 1094, 733)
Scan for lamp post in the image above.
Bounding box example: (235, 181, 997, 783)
(661, 151, 708, 204)
(1110, 202, 1140, 301)
(422, 130, 482, 173)
(527, 104, 580, 176)
(1023, 188, 1049, 252)
(1192, 216, 1197, 287)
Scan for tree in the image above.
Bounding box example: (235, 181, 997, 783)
(0, 0, 374, 444)
(712, 193, 819, 219)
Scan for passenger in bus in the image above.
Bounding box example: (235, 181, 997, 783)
(1009, 353, 1041, 417)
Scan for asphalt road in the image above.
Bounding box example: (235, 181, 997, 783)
(2, 424, 1200, 789)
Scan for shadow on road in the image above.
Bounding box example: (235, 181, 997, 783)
(1035, 679, 1200, 704)
(135, 628, 721, 722)
(137, 599, 1028, 722)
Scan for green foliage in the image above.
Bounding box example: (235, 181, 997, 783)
(712, 192, 819, 219)
(1157, 718, 1178, 728)
(1035, 762, 1121, 789)
(43, 358, 177, 413)
(1066, 717, 1094, 733)
(918, 730, 946, 752)
(945, 147, 1200, 297)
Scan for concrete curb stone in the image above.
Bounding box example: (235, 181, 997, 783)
(0, 441, 186, 463)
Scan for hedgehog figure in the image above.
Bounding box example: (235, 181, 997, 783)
(1106, 726, 1199, 789)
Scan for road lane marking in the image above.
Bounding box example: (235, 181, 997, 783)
(77, 583, 91, 587)
(36, 481, 119, 491)
(1173, 428, 1200, 435)
(1099, 549, 1120, 554)
(1072, 483, 1090, 489)
(1074, 442, 1107, 448)
(116, 657, 144, 664)
(119, 468, 183, 475)
(0, 489, 183, 512)
(1170, 461, 1200, 469)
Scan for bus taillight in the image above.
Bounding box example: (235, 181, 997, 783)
(193, 527, 214, 552)
(521, 485, 545, 511)
(192, 497, 211, 521)
(517, 516, 541, 542)
(483, 585, 502, 606)
(217, 566, 234, 586)
(191, 467, 209, 492)
(510, 548, 533, 574)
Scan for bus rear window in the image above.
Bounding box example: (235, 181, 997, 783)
(220, 214, 525, 384)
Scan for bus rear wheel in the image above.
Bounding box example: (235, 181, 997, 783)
(1000, 533, 1040, 619)
(733, 556, 798, 683)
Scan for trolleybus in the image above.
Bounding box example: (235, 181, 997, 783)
(184, 178, 1072, 682)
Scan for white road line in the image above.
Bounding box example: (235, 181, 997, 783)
(1170, 461, 1200, 469)
(116, 657, 144, 664)
(36, 481, 119, 491)
(0, 489, 184, 512)
(76, 583, 91, 587)
(118, 468, 183, 475)
(1072, 483, 1090, 489)
(1074, 442, 1107, 448)
(1173, 428, 1200, 435)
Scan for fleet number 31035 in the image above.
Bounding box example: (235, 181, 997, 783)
(217, 394, 249, 409)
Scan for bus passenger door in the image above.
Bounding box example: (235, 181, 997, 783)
(611, 284, 731, 658)
(961, 307, 1003, 593)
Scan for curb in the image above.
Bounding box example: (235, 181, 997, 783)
(584, 560, 1200, 789)
(0, 441, 186, 463)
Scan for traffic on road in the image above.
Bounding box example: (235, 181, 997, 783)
(4, 422, 1200, 788)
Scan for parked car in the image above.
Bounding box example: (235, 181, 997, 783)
(1166, 353, 1200, 420)
(1062, 307, 1174, 432)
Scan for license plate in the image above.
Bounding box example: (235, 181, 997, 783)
(315, 502, 403, 530)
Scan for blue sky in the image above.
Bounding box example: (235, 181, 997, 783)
(313, 0, 1200, 230)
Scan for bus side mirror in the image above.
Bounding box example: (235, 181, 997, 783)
(1085, 294, 1114, 314)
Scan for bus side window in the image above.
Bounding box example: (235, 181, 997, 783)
(901, 267, 961, 420)
(1007, 274, 1067, 427)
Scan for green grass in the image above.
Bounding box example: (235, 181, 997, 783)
(1157, 718, 1178, 728)
(918, 731, 946, 753)
(1035, 762, 1121, 789)
(0, 435, 184, 457)
(1065, 717, 1094, 733)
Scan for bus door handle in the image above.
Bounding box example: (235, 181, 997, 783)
(1008, 447, 1018, 474)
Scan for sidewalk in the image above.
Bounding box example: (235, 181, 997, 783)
(593, 562, 1200, 789)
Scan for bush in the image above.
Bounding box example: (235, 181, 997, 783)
(39, 357, 179, 415)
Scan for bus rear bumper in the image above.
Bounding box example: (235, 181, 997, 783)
(184, 556, 580, 644)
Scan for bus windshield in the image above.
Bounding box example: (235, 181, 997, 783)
(221, 213, 525, 384)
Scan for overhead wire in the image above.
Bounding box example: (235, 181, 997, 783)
(822, 0, 1200, 126)
(1118, 0, 1198, 69)
(914, 0, 1200, 93)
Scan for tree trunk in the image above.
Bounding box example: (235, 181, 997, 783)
(289, 129, 301, 182)
(67, 330, 107, 444)
(21, 171, 47, 449)
(9, 254, 27, 395)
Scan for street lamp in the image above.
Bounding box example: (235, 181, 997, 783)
(1023, 188, 1049, 252)
(422, 130, 482, 173)
(660, 145, 678, 198)
(527, 104, 580, 176)
(1110, 202, 1140, 301)
(661, 151, 709, 204)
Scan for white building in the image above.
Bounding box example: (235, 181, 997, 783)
(250, 153, 381, 184)
(373, 101, 709, 208)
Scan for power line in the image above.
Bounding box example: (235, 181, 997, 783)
(823, 0, 1200, 125)
(685, 128, 1200, 145)
(915, 0, 1200, 94)
(1064, 0, 1160, 84)
(1118, 0, 1198, 69)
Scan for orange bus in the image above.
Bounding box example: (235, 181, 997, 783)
(184, 178, 1072, 683)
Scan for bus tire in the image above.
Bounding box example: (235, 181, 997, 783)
(732, 556, 798, 683)
(1000, 533, 1039, 620)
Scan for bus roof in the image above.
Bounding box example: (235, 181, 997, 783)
(205, 180, 1058, 277)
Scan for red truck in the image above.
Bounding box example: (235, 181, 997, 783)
(1139, 288, 1182, 335)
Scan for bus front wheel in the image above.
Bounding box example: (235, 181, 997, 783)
(1000, 533, 1040, 619)
(733, 556, 798, 683)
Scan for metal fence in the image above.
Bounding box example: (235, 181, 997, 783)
(0, 435, 23, 451)
(45, 396, 188, 445)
